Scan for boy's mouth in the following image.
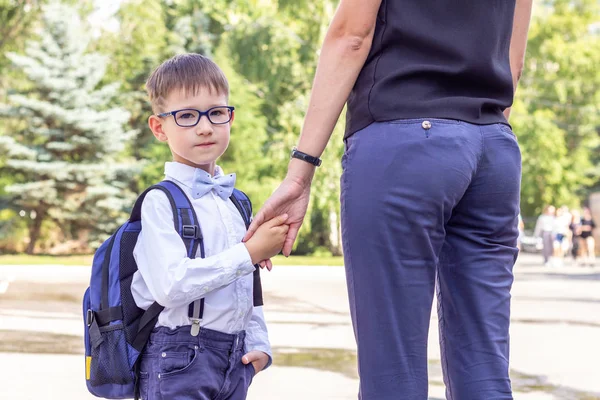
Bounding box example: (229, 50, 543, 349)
(195, 142, 216, 147)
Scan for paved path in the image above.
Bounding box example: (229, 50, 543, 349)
(0, 253, 598, 399)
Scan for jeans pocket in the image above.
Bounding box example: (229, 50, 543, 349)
(159, 346, 197, 378)
(158, 345, 226, 400)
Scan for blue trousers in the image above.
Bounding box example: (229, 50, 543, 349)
(139, 326, 254, 400)
(341, 119, 521, 400)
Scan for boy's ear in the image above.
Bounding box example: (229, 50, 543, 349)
(148, 115, 168, 142)
(229, 110, 235, 127)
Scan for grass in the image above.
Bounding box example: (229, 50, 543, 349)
(0, 254, 94, 266)
(272, 254, 344, 266)
(0, 253, 344, 266)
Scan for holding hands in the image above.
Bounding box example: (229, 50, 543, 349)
(243, 174, 312, 270)
(244, 213, 290, 265)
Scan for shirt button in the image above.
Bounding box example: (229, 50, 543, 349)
(161, 352, 166, 358)
(422, 120, 432, 129)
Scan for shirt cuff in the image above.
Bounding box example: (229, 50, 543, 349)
(246, 343, 273, 370)
(226, 242, 256, 277)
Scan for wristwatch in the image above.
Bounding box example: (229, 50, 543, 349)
(290, 147, 322, 167)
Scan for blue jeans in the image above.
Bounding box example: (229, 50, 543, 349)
(139, 326, 254, 400)
(341, 119, 521, 400)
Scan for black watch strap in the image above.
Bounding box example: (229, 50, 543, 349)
(291, 147, 322, 167)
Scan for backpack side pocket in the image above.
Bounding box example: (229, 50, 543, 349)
(88, 322, 133, 387)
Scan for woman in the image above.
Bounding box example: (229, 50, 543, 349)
(580, 207, 597, 266)
(246, 0, 534, 398)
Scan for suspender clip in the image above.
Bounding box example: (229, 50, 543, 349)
(190, 318, 201, 337)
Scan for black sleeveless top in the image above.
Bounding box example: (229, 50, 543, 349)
(345, 0, 516, 139)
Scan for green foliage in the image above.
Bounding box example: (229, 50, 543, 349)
(0, 0, 45, 78)
(1, 0, 599, 255)
(0, 2, 141, 253)
(214, 51, 272, 207)
(513, 0, 600, 216)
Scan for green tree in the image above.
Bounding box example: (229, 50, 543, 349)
(514, 0, 600, 217)
(0, 2, 141, 253)
(0, 1, 45, 79)
(219, 0, 344, 254)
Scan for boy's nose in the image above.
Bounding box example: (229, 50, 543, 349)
(195, 116, 214, 135)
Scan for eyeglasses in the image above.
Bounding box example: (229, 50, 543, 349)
(157, 106, 235, 127)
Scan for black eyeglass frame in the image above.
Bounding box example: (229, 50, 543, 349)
(157, 106, 235, 127)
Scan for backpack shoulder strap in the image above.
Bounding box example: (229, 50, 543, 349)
(130, 180, 203, 258)
(230, 188, 252, 229)
(229, 189, 263, 307)
(131, 180, 205, 352)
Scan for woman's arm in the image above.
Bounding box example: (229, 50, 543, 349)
(504, 0, 534, 120)
(246, 0, 382, 256)
(289, 0, 382, 185)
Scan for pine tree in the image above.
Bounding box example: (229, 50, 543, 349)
(0, 2, 141, 254)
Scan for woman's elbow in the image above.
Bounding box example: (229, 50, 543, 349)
(346, 35, 373, 52)
(326, 32, 374, 56)
(327, 17, 375, 49)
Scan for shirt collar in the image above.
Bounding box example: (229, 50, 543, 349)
(164, 162, 225, 189)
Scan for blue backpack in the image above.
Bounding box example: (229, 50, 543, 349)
(83, 180, 262, 399)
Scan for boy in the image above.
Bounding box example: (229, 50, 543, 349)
(131, 53, 287, 400)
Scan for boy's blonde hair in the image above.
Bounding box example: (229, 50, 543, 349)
(146, 53, 229, 113)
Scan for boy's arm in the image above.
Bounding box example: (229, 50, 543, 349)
(244, 306, 272, 370)
(132, 190, 256, 309)
(243, 214, 272, 369)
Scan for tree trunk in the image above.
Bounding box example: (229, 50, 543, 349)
(26, 209, 45, 255)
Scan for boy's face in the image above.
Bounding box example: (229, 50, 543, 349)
(148, 86, 233, 174)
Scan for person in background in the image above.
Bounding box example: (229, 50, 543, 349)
(558, 205, 573, 260)
(569, 209, 582, 265)
(552, 207, 568, 266)
(534, 205, 556, 266)
(580, 207, 597, 266)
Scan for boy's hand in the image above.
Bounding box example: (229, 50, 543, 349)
(244, 175, 311, 258)
(244, 214, 289, 264)
(242, 350, 270, 376)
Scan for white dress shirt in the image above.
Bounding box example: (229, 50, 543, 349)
(132, 162, 271, 362)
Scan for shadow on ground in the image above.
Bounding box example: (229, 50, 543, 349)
(2, 328, 600, 399)
(271, 347, 600, 399)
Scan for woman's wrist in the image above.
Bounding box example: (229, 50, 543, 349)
(286, 158, 316, 188)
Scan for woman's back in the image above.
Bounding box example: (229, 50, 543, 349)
(346, 0, 516, 138)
